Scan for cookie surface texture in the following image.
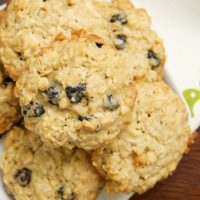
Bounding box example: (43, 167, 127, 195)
(1, 126, 103, 200)
(0, 0, 110, 80)
(16, 34, 136, 150)
(93, 0, 165, 81)
(92, 82, 192, 194)
(0, 0, 165, 82)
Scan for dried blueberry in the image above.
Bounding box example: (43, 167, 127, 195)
(3, 77, 14, 86)
(57, 187, 64, 199)
(44, 83, 62, 105)
(114, 34, 127, 50)
(66, 83, 86, 104)
(147, 50, 161, 69)
(14, 168, 32, 187)
(78, 116, 91, 121)
(104, 95, 120, 111)
(17, 52, 24, 61)
(110, 13, 128, 25)
(95, 42, 104, 48)
(22, 102, 45, 117)
(57, 186, 75, 200)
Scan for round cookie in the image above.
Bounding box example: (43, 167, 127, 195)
(1, 126, 103, 200)
(92, 82, 192, 194)
(16, 34, 136, 150)
(94, 0, 165, 81)
(0, 0, 111, 80)
(0, 62, 21, 134)
(0, 0, 165, 83)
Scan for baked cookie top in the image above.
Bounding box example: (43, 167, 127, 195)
(0, 0, 110, 80)
(93, 0, 165, 81)
(92, 82, 192, 194)
(0, 62, 21, 134)
(16, 34, 136, 150)
(1, 126, 103, 200)
(0, 0, 165, 82)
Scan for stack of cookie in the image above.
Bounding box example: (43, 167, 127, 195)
(0, 0, 193, 199)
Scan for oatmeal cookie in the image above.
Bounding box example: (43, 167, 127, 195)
(92, 82, 192, 194)
(4, 0, 165, 149)
(94, 0, 165, 81)
(16, 34, 136, 150)
(0, 0, 110, 80)
(0, 0, 165, 82)
(1, 126, 103, 200)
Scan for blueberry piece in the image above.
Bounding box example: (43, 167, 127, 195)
(95, 42, 104, 48)
(147, 50, 161, 68)
(104, 95, 120, 111)
(110, 14, 128, 25)
(3, 77, 14, 86)
(44, 83, 62, 105)
(66, 83, 86, 104)
(114, 34, 127, 50)
(78, 116, 91, 121)
(14, 168, 32, 187)
(22, 102, 45, 117)
(57, 186, 75, 200)
(57, 186, 64, 199)
(17, 52, 24, 61)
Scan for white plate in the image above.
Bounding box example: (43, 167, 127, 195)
(0, 0, 200, 199)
